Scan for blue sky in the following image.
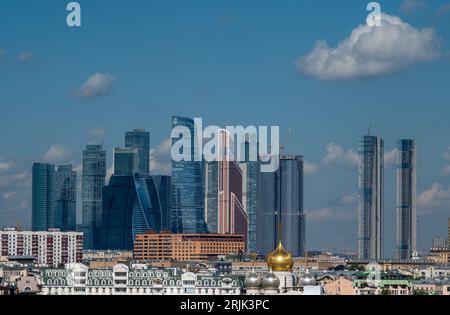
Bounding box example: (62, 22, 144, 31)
(1, 0, 450, 257)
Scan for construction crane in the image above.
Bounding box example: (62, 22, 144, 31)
(280, 128, 293, 155)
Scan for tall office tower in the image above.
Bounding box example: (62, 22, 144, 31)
(171, 116, 207, 234)
(152, 175, 172, 231)
(113, 147, 139, 176)
(396, 140, 417, 259)
(54, 165, 77, 231)
(256, 155, 305, 257)
(205, 161, 219, 233)
(219, 131, 248, 244)
(125, 129, 150, 174)
(100, 173, 164, 250)
(358, 135, 384, 260)
(81, 145, 106, 250)
(32, 163, 56, 231)
(240, 137, 258, 253)
(448, 218, 450, 248)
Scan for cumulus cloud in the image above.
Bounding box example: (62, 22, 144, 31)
(105, 165, 114, 185)
(306, 192, 357, 223)
(0, 161, 32, 228)
(74, 73, 115, 99)
(417, 183, 450, 215)
(88, 127, 107, 145)
(17, 51, 34, 62)
(0, 157, 15, 172)
(296, 13, 440, 80)
(384, 148, 397, 168)
(42, 144, 71, 164)
(150, 139, 172, 176)
(323, 143, 359, 169)
(304, 160, 320, 175)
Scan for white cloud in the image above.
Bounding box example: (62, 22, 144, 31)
(105, 165, 114, 184)
(42, 144, 71, 164)
(88, 127, 107, 145)
(323, 143, 359, 168)
(0, 157, 15, 172)
(74, 73, 115, 99)
(384, 148, 397, 167)
(304, 160, 320, 175)
(417, 183, 450, 214)
(150, 139, 172, 176)
(296, 13, 440, 80)
(17, 51, 34, 62)
(2, 192, 16, 200)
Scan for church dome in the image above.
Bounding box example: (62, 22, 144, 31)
(267, 242, 294, 272)
(261, 272, 280, 290)
(299, 270, 317, 286)
(244, 272, 262, 289)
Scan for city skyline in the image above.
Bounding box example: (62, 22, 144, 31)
(1, 1, 450, 256)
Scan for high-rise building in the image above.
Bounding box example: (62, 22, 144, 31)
(358, 135, 384, 260)
(256, 155, 305, 257)
(100, 173, 167, 250)
(171, 116, 207, 234)
(54, 165, 77, 232)
(0, 227, 83, 267)
(240, 137, 258, 253)
(396, 139, 417, 259)
(81, 145, 106, 250)
(152, 175, 172, 231)
(32, 163, 56, 231)
(113, 147, 139, 176)
(204, 130, 248, 247)
(448, 218, 450, 248)
(125, 129, 150, 174)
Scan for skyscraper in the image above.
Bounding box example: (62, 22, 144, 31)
(81, 145, 106, 250)
(358, 135, 384, 260)
(171, 116, 207, 234)
(396, 140, 417, 259)
(32, 163, 56, 231)
(100, 173, 166, 250)
(125, 129, 150, 174)
(256, 155, 305, 257)
(54, 165, 77, 232)
(205, 130, 248, 247)
(113, 147, 139, 176)
(240, 137, 258, 253)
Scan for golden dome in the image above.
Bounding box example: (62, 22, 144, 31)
(267, 242, 294, 272)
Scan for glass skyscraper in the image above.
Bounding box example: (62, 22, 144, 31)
(125, 129, 150, 174)
(100, 173, 168, 250)
(32, 163, 56, 231)
(171, 116, 207, 234)
(256, 155, 305, 257)
(54, 165, 77, 232)
(81, 144, 106, 250)
(358, 135, 384, 260)
(113, 147, 139, 176)
(396, 139, 417, 259)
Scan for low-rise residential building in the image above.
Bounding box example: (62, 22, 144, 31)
(323, 277, 354, 295)
(39, 263, 243, 295)
(412, 279, 450, 295)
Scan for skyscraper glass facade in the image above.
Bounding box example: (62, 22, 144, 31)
(358, 135, 384, 260)
(113, 147, 139, 176)
(100, 173, 165, 250)
(32, 163, 56, 231)
(81, 145, 106, 250)
(125, 129, 150, 174)
(54, 165, 77, 232)
(171, 116, 207, 234)
(396, 139, 417, 259)
(256, 155, 305, 257)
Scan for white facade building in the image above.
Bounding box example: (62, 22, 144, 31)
(0, 228, 83, 267)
